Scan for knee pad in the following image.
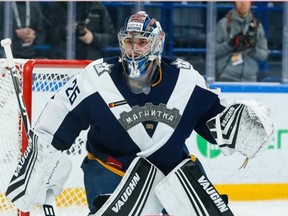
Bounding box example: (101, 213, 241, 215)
(155, 158, 234, 216)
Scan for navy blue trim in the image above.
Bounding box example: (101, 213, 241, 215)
(210, 83, 288, 93)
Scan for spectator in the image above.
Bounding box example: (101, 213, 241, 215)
(43, 2, 117, 59)
(215, 1, 269, 82)
(0, 2, 45, 58)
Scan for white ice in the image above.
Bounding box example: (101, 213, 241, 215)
(1, 200, 287, 215)
(57, 200, 288, 216)
(35, 200, 288, 216)
(229, 200, 288, 216)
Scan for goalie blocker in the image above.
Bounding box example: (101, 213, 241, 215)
(5, 131, 72, 212)
(94, 157, 234, 216)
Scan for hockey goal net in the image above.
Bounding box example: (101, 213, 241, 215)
(0, 59, 92, 216)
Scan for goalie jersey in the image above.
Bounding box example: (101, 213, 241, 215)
(34, 56, 226, 174)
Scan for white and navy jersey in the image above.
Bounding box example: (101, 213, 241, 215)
(34, 56, 226, 174)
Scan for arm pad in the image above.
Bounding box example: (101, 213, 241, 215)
(206, 100, 274, 158)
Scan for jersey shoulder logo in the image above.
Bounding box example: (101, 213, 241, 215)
(93, 62, 114, 76)
(171, 58, 192, 70)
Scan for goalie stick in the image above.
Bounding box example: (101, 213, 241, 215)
(1, 38, 58, 216)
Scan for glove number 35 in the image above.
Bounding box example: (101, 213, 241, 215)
(65, 79, 80, 105)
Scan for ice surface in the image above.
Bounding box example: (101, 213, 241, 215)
(229, 200, 288, 216)
(1, 200, 287, 215)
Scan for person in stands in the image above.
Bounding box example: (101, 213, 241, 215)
(42, 2, 116, 59)
(215, 1, 269, 82)
(0, 2, 45, 58)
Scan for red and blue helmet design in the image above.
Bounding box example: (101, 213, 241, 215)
(118, 11, 165, 94)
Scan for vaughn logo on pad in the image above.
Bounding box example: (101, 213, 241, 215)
(112, 172, 140, 213)
(94, 157, 164, 216)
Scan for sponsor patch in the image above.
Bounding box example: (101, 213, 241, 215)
(109, 100, 127, 108)
(127, 22, 143, 32)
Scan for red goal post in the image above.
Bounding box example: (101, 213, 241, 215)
(0, 59, 92, 216)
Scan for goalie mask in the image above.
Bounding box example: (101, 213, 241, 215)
(118, 11, 165, 94)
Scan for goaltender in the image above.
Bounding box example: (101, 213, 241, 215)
(5, 11, 273, 216)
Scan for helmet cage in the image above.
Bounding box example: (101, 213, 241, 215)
(118, 12, 165, 94)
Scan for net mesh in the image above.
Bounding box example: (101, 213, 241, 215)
(0, 59, 90, 216)
(0, 59, 25, 216)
